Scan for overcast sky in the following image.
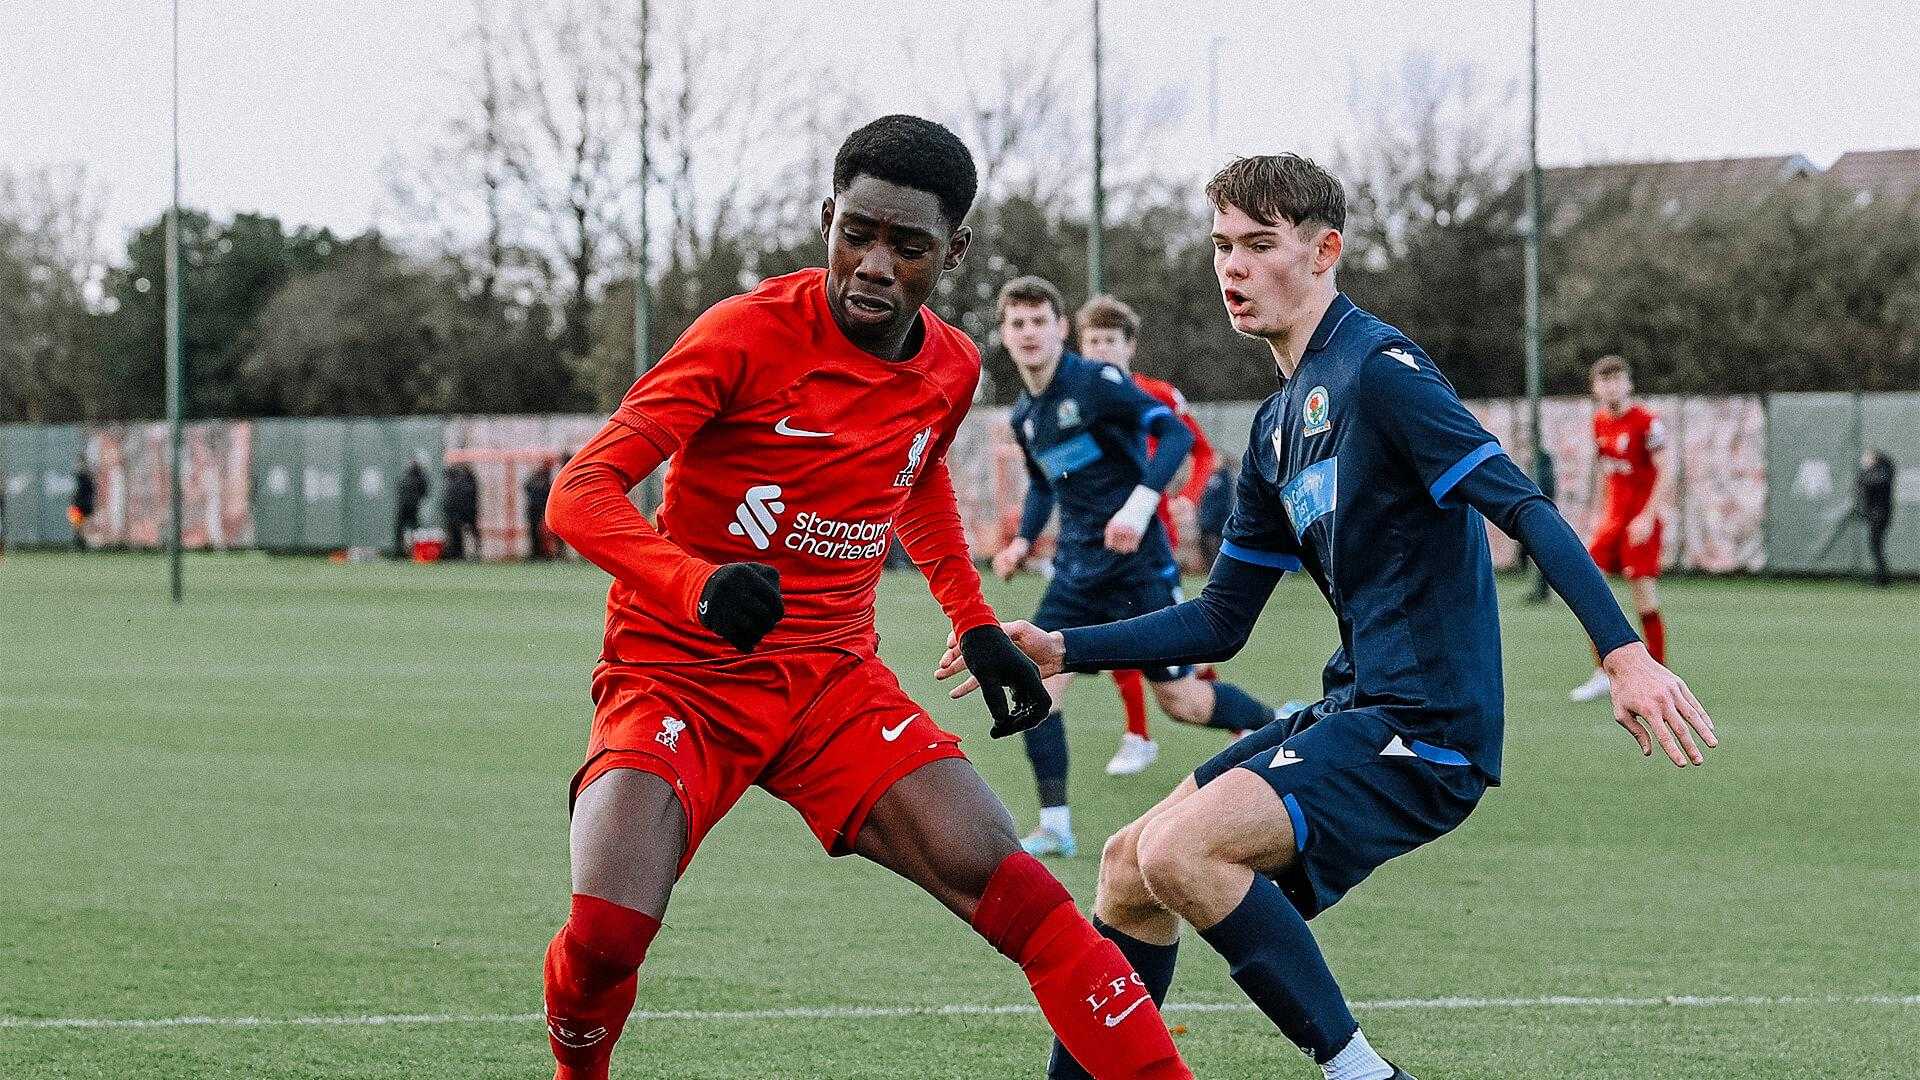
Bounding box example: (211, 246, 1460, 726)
(3, 0, 1915, 248)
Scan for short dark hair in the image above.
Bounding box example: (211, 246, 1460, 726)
(1205, 154, 1346, 231)
(833, 115, 978, 228)
(1076, 295, 1140, 341)
(996, 276, 1065, 323)
(1591, 355, 1630, 381)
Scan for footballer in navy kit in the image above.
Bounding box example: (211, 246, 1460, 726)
(990, 276, 1282, 859)
(946, 157, 1718, 1080)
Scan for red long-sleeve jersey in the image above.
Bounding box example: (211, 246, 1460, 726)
(1132, 372, 1215, 546)
(547, 269, 996, 665)
(1592, 404, 1664, 522)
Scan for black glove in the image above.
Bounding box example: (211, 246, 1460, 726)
(698, 562, 783, 653)
(958, 625, 1051, 738)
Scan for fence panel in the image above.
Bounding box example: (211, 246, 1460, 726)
(1764, 392, 1862, 573)
(297, 420, 349, 551)
(250, 420, 305, 551)
(2, 426, 45, 546)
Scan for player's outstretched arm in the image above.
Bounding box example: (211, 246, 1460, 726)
(1452, 452, 1717, 767)
(1355, 347, 1717, 768)
(547, 419, 718, 609)
(894, 452, 1051, 735)
(937, 552, 1283, 696)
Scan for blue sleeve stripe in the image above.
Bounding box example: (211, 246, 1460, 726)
(1221, 541, 1302, 572)
(1429, 442, 1506, 504)
(1409, 740, 1472, 766)
(1139, 404, 1174, 428)
(1281, 792, 1309, 851)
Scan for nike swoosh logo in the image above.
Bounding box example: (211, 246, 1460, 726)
(881, 716, 915, 742)
(1102, 996, 1150, 1027)
(774, 417, 833, 438)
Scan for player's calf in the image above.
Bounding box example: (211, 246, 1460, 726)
(1135, 770, 1400, 1080)
(543, 893, 660, 1080)
(547, 767, 687, 1079)
(973, 851, 1192, 1080)
(1152, 675, 1274, 733)
(857, 759, 1191, 1079)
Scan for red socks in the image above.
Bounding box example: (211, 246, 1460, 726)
(543, 893, 661, 1080)
(545, 866, 1192, 1080)
(1112, 670, 1150, 739)
(972, 852, 1192, 1080)
(1640, 609, 1666, 664)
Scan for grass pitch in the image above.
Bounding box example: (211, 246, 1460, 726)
(0, 552, 1912, 1078)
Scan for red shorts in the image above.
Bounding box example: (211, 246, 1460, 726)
(570, 649, 965, 872)
(1588, 515, 1662, 579)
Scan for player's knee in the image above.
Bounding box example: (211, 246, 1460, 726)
(1133, 814, 1214, 915)
(563, 893, 660, 971)
(1094, 826, 1153, 916)
(1154, 681, 1211, 725)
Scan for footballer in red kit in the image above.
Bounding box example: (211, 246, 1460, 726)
(537, 116, 1192, 1080)
(1571, 354, 1672, 702)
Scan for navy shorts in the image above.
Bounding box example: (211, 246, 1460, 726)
(1192, 705, 1487, 919)
(1034, 570, 1192, 682)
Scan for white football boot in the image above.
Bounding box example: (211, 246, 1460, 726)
(1569, 668, 1612, 702)
(1103, 733, 1159, 776)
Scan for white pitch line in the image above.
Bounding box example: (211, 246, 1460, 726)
(1, 993, 1913, 1032)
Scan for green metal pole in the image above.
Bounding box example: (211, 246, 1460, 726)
(1088, 0, 1105, 298)
(633, 0, 651, 380)
(166, 0, 184, 602)
(1524, 0, 1545, 481)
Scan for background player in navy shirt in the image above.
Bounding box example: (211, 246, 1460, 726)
(991, 276, 1282, 858)
(946, 156, 1717, 1080)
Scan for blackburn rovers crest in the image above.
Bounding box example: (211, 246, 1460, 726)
(1057, 398, 1082, 429)
(1303, 386, 1331, 437)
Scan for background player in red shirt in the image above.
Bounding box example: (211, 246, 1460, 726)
(537, 116, 1191, 1080)
(1571, 354, 1673, 701)
(1075, 296, 1238, 776)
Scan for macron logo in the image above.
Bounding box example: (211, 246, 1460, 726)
(728, 484, 786, 550)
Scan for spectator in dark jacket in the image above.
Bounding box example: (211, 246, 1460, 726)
(442, 462, 480, 560)
(393, 459, 430, 559)
(1860, 449, 1896, 587)
(1814, 448, 1898, 586)
(523, 460, 554, 561)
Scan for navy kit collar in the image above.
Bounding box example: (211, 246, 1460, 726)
(1035, 350, 1083, 398)
(1305, 293, 1357, 354)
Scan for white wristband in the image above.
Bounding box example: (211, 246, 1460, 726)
(1110, 485, 1161, 534)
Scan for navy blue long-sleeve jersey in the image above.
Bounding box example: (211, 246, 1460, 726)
(1011, 350, 1192, 583)
(1061, 295, 1638, 783)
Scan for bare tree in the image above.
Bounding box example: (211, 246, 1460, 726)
(386, 0, 531, 307)
(1335, 53, 1520, 267)
(1331, 53, 1526, 396)
(493, 0, 633, 361)
(0, 164, 106, 421)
